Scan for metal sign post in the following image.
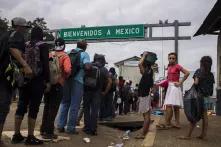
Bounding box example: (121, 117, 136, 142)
(47, 20, 191, 63)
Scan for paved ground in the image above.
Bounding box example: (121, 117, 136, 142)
(1, 103, 148, 147)
(2, 103, 221, 147)
(153, 111, 221, 147)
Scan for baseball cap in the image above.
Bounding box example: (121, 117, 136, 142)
(11, 17, 30, 28)
(55, 38, 65, 46)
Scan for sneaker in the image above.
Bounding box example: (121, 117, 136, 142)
(25, 135, 43, 145)
(103, 117, 113, 121)
(0, 140, 4, 144)
(82, 128, 91, 135)
(57, 127, 65, 133)
(42, 133, 58, 140)
(40, 131, 45, 136)
(90, 131, 98, 136)
(11, 133, 25, 144)
(0, 140, 6, 147)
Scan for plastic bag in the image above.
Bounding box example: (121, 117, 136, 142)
(184, 85, 204, 123)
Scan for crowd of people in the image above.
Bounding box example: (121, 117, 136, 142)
(0, 17, 215, 145)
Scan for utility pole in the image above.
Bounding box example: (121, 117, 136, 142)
(174, 20, 179, 62)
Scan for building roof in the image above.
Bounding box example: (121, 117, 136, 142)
(194, 0, 221, 36)
(114, 56, 141, 67)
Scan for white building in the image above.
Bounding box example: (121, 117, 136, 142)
(114, 56, 158, 87)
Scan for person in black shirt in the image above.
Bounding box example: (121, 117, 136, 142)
(135, 52, 154, 139)
(180, 56, 215, 140)
(83, 54, 112, 135)
(0, 17, 31, 144)
(11, 26, 49, 145)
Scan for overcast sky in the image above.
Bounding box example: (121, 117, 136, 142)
(0, 0, 218, 79)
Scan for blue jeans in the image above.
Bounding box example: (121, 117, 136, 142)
(57, 79, 83, 132)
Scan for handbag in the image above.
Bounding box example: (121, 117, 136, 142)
(183, 85, 204, 123)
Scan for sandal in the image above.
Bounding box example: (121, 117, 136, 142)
(156, 124, 172, 130)
(196, 136, 207, 140)
(135, 134, 145, 139)
(178, 136, 191, 140)
(173, 125, 181, 129)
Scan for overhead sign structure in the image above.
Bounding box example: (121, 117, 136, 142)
(58, 24, 145, 40)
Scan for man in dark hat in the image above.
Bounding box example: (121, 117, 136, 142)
(83, 54, 112, 135)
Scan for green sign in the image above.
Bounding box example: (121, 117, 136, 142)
(58, 24, 144, 41)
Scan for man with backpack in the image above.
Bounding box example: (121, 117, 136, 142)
(11, 26, 50, 145)
(0, 17, 31, 144)
(57, 40, 90, 134)
(40, 38, 71, 139)
(83, 54, 112, 135)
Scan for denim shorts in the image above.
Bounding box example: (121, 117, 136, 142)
(203, 97, 210, 110)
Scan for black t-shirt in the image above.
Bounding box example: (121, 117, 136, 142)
(138, 68, 154, 97)
(8, 31, 26, 53)
(193, 69, 215, 97)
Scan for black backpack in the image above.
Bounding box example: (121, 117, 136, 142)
(0, 31, 11, 76)
(84, 65, 100, 90)
(68, 49, 83, 77)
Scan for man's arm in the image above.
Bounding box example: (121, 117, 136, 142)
(139, 52, 148, 75)
(83, 52, 92, 71)
(9, 48, 32, 77)
(102, 77, 112, 96)
(84, 63, 92, 71)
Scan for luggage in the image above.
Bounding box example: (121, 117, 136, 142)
(144, 52, 157, 65)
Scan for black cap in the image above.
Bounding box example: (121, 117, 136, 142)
(55, 38, 65, 46)
(94, 53, 108, 65)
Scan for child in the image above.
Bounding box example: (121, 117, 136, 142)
(179, 56, 215, 140)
